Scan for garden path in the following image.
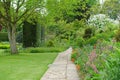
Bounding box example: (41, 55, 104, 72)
(41, 47, 80, 80)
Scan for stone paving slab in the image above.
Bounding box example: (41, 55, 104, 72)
(40, 47, 80, 80)
(67, 64, 80, 80)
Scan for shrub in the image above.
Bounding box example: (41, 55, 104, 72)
(0, 32, 8, 41)
(46, 40, 54, 47)
(85, 37, 97, 45)
(21, 47, 65, 53)
(23, 21, 37, 47)
(0, 42, 10, 49)
(74, 37, 85, 47)
(95, 31, 115, 41)
(83, 27, 94, 39)
(0, 45, 10, 49)
(115, 29, 120, 42)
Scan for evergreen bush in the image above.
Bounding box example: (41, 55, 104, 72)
(0, 32, 8, 41)
(23, 21, 37, 47)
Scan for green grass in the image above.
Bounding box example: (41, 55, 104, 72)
(0, 51, 58, 80)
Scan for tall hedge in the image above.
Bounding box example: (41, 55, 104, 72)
(0, 32, 8, 41)
(23, 21, 37, 47)
(36, 23, 45, 47)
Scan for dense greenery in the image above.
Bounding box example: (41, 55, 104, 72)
(20, 47, 65, 53)
(23, 21, 37, 47)
(0, 0, 120, 80)
(71, 24, 119, 79)
(0, 32, 8, 41)
(0, 0, 45, 54)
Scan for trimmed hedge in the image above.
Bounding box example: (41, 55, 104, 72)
(21, 47, 65, 53)
(0, 42, 10, 49)
(0, 45, 10, 49)
(0, 32, 8, 41)
(23, 21, 37, 47)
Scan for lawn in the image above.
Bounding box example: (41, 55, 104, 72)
(0, 51, 58, 80)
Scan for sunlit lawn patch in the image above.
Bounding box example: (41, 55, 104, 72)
(0, 52, 58, 80)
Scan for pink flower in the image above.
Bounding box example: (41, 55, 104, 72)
(88, 50, 97, 62)
(90, 63, 98, 73)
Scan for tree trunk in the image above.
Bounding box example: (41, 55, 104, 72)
(7, 24, 18, 54)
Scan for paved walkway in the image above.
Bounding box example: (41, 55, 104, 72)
(41, 47, 80, 80)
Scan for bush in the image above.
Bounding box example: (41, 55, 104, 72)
(0, 32, 8, 41)
(96, 32, 112, 41)
(83, 27, 94, 39)
(21, 47, 65, 53)
(0, 45, 10, 49)
(0, 42, 10, 49)
(74, 37, 85, 47)
(85, 37, 97, 45)
(23, 21, 37, 47)
(46, 40, 54, 47)
(115, 29, 120, 42)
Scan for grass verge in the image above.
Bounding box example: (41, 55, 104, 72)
(0, 52, 58, 80)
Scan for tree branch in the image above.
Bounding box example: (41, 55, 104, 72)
(16, 0, 25, 13)
(17, 8, 37, 27)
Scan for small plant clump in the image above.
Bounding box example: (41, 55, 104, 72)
(115, 29, 120, 42)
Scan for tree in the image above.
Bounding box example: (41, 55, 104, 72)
(102, 0, 120, 28)
(102, 0, 120, 19)
(46, 0, 97, 23)
(72, 0, 96, 21)
(0, 0, 44, 54)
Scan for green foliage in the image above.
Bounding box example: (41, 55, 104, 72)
(73, 38, 120, 80)
(0, 32, 8, 41)
(83, 27, 94, 39)
(46, 40, 54, 47)
(116, 42, 120, 48)
(71, 52, 77, 60)
(0, 45, 10, 49)
(0, 42, 10, 49)
(16, 31, 23, 43)
(96, 31, 115, 41)
(21, 47, 64, 53)
(105, 51, 120, 80)
(115, 29, 120, 42)
(23, 21, 37, 47)
(92, 47, 120, 80)
(73, 0, 91, 21)
(74, 37, 85, 47)
(96, 33, 110, 41)
(86, 37, 97, 45)
(0, 0, 44, 54)
(46, 0, 97, 23)
(102, 0, 120, 19)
